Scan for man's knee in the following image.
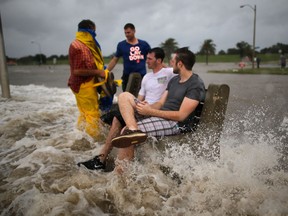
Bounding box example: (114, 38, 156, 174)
(112, 116, 121, 126)
(118, 92, 134, 101)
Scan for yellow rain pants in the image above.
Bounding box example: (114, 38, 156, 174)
(74, 78, 100, 139)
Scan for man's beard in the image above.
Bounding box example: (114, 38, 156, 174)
(147, 62, 156, 70)
(173, 67, 180, 74)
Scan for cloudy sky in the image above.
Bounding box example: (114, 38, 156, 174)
(1, 0, 288, 58)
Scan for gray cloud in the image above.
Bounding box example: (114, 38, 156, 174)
(1, 0, 288, 58)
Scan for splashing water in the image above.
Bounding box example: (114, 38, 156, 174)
(0, 85, 288, 216)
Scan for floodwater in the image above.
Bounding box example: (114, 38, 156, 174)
(0, 63, 288, 215)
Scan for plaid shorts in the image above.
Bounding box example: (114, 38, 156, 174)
(101, 107, 181, 137)
(135, 114, 180, 137)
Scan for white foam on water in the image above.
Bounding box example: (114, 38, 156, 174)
(0, 85, 288, 215)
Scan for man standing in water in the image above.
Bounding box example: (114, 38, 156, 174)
(68, 20, 108, 139)
(107, 23, 151, 91)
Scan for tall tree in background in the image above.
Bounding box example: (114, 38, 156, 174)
(236, 41, 252, 59)
(160, 38, 179, 63)
(260, 43, 288, 54)
(199, 39, 216, 65)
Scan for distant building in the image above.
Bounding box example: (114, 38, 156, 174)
(7, 60, 17, 66)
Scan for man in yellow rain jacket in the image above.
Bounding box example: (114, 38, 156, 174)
(68, 19, 109, 139)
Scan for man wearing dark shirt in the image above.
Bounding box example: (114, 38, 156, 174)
(107, 23, 151, 91)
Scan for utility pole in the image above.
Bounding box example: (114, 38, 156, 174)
(0, 13, 11, 98)
(240, 4, 257, 69)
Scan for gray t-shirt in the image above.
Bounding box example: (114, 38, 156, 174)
(161, 73, 205, 111)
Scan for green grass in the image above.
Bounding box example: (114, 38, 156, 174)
(196, 55, 241, 63)
(196, 53, 280, 63)
(208, 67, 288, 75)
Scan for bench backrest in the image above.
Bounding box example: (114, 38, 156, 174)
(199, 84, 230, 132)
(125, 72, 142, 97)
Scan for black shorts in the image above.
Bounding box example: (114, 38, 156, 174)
(100, 105, 126, 127)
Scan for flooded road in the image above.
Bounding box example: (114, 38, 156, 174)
(1, 64, 288, 215)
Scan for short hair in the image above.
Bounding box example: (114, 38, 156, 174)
(148, 47, 165, 62)
(124, 23, 135, 30)
(78, 19, 95, 29)
(174, 47, 196, 70)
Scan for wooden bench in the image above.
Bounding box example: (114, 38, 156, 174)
(182, 83, 230, 159)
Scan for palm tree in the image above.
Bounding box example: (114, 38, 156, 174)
(160, 38, 179, 63)
(236, 41, 252, 59)
(199, 39, 216, 65)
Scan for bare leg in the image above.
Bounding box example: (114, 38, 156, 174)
(112, 92, 147, 172)
(114, 145, 135, 174)
(117, 146, 135, 161)
(99, 117, 122, 161)
(118, 92, 138, 130)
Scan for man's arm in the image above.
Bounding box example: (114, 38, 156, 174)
(73, 69, 106, 77)
(107, 56, 119, 71)
(69, 45, 107, 78)
(137, 95, 145, 102)
(136, 96, 199, 122)
(147, 90, 168, 110)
